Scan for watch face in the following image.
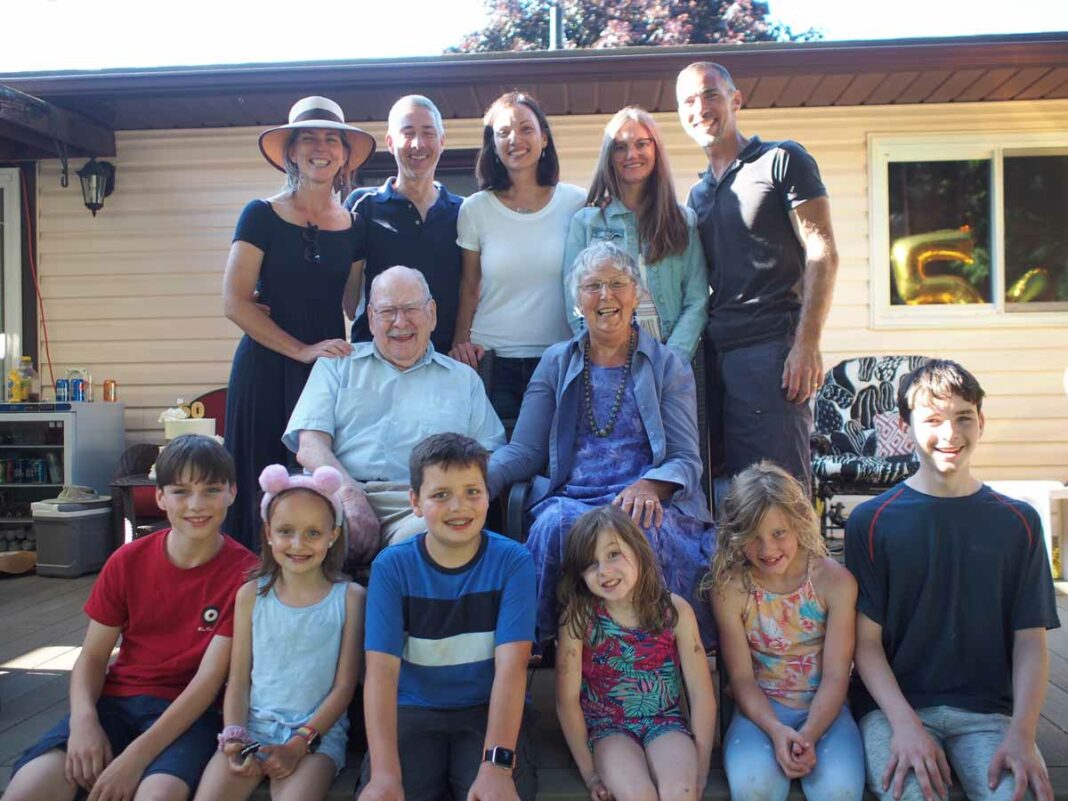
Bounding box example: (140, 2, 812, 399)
(486, 746, 515, 768)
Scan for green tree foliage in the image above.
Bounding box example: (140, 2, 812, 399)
(448, 0, 820, 52)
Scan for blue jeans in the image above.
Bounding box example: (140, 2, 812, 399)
(489, 356, 541, 424)
(724, 700, 865, 801)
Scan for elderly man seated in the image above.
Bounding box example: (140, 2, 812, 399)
(283, 265, 505, 561)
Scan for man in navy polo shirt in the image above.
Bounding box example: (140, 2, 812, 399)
(676, 61, 840, 495)
(344, 95, 463, 355)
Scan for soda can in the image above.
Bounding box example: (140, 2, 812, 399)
(55, 378, 70, 402)
(103, 379, 117, 403)
(13, 459, 24, 483)
(2, 458, 10, 483)
(71, 378, 85, 402)
(33, 459, 47, 483)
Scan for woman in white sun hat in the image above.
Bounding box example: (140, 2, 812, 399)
(223, 96, 376, 552)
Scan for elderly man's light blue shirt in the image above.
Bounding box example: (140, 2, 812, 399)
(283, 343, 505, 482)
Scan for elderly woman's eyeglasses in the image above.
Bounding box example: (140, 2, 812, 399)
(303, 223, 321, 264)
(370, 300, 430, 321)
(579, 278, 634, 295)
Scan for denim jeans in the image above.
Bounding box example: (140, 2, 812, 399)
(724, 700, 865, 801)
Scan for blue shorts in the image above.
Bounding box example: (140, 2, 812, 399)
(12, 694, 220, 793)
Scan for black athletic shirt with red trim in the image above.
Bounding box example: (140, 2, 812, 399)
(845, 483, 1060, 719)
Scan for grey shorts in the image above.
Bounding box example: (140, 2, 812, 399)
(860, 706, 1046, 801)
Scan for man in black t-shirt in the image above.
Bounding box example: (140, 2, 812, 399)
(846, 359, 1059, 801)
(676, 62, 839, 494)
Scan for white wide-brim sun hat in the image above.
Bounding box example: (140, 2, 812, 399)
(258, 96, 376, 175)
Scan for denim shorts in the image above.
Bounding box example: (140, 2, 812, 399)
(12, 694, 220, 793)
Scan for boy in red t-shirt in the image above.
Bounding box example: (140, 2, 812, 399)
(5, 435, 257, 801)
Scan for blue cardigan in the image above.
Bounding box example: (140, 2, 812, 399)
(488, 328, 711, 524)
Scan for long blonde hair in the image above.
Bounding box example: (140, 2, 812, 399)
(704, 461, 825, 595)
(585, 106, 688, 264)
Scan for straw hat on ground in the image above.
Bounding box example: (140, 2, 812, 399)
(258, 96, 376, 175)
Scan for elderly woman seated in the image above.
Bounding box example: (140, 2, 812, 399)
(488, 240, 715, 645)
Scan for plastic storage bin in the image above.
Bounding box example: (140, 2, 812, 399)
(32, 496, 113, 577)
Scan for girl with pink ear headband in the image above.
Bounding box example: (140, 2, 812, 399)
(196, 464, 365, 801)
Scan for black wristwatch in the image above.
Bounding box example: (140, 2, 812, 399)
(484, 746, 516, 770)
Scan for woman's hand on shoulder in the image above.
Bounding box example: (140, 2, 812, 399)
(298, 338, 353, 364)
(449, 341, 485, 368)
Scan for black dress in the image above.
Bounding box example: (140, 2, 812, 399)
(223, 200, 365, 550)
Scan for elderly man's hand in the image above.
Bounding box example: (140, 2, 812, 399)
(339, 483, 380, 564)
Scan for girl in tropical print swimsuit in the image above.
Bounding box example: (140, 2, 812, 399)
(556, 506, 716, 801)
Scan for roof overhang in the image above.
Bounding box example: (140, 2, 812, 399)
(0, 33, 1065, 133)
(0, 83, 115, 161)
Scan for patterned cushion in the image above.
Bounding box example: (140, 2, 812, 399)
(873, 411, 913, 458)
(810, 355, 928, 488)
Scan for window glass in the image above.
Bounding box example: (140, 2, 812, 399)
(1003, 154, 1068, 307)
(887, 160, 992, 305)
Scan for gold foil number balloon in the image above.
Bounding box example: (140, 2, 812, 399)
(890, 227, 983, 305)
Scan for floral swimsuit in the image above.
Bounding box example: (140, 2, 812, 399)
(580, 602, 691, 747)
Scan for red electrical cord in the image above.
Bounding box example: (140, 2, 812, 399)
(17, 166, 56, 390)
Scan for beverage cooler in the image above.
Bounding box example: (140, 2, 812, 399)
(0, 402, 125, 544)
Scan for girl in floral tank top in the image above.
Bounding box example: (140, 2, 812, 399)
(707, 461, 865, 801)
(556, 506, 716, 801)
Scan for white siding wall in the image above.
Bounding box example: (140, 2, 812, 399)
(35, 100, 1068, 481)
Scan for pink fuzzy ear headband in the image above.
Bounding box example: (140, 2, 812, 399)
(259, 464, 344, 527)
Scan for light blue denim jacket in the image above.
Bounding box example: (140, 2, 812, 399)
(563, 199, 709, 361)
(487, 327, 712, 524)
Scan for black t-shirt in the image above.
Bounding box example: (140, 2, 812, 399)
(845, 483, 1061, 718)
(686, 137, 826, 349)
(344, 179, 464, 354)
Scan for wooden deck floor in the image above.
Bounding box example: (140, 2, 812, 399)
(2, 573, 1067, 798)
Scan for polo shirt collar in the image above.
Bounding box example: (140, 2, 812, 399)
(699, 135, 766, 183)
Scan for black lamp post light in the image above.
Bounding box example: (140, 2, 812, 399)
(76, 158, 115, 216)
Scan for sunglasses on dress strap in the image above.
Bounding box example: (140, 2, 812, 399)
(302, 223, 321, 264)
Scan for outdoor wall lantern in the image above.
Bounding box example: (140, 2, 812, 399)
(76, 158, 115, 216)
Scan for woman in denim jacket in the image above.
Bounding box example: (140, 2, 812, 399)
(563, 106, 708, 362)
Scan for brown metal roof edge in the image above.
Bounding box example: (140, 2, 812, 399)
(3, 32, 1066, 96)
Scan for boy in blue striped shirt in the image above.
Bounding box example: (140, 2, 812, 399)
(357, 433, 536, 801)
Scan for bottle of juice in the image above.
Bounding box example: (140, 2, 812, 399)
(18, 357, 40, 403)
(6, 369, 22, 402)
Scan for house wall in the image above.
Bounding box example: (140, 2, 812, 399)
(34, 98, 1068, 481)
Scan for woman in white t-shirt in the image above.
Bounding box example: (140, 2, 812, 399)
(451, 90, 585, 422)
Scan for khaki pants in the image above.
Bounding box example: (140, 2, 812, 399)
(359, 481, 427, 546)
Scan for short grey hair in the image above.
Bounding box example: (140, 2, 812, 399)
(568, 241, 642, 301)
(369, 265, 432, 306)
(388, 95, 445, 137)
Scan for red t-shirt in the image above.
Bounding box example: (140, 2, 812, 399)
(84, 528, 257, 701)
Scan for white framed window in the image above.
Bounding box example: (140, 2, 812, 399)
(869, 132, 1068, 328)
